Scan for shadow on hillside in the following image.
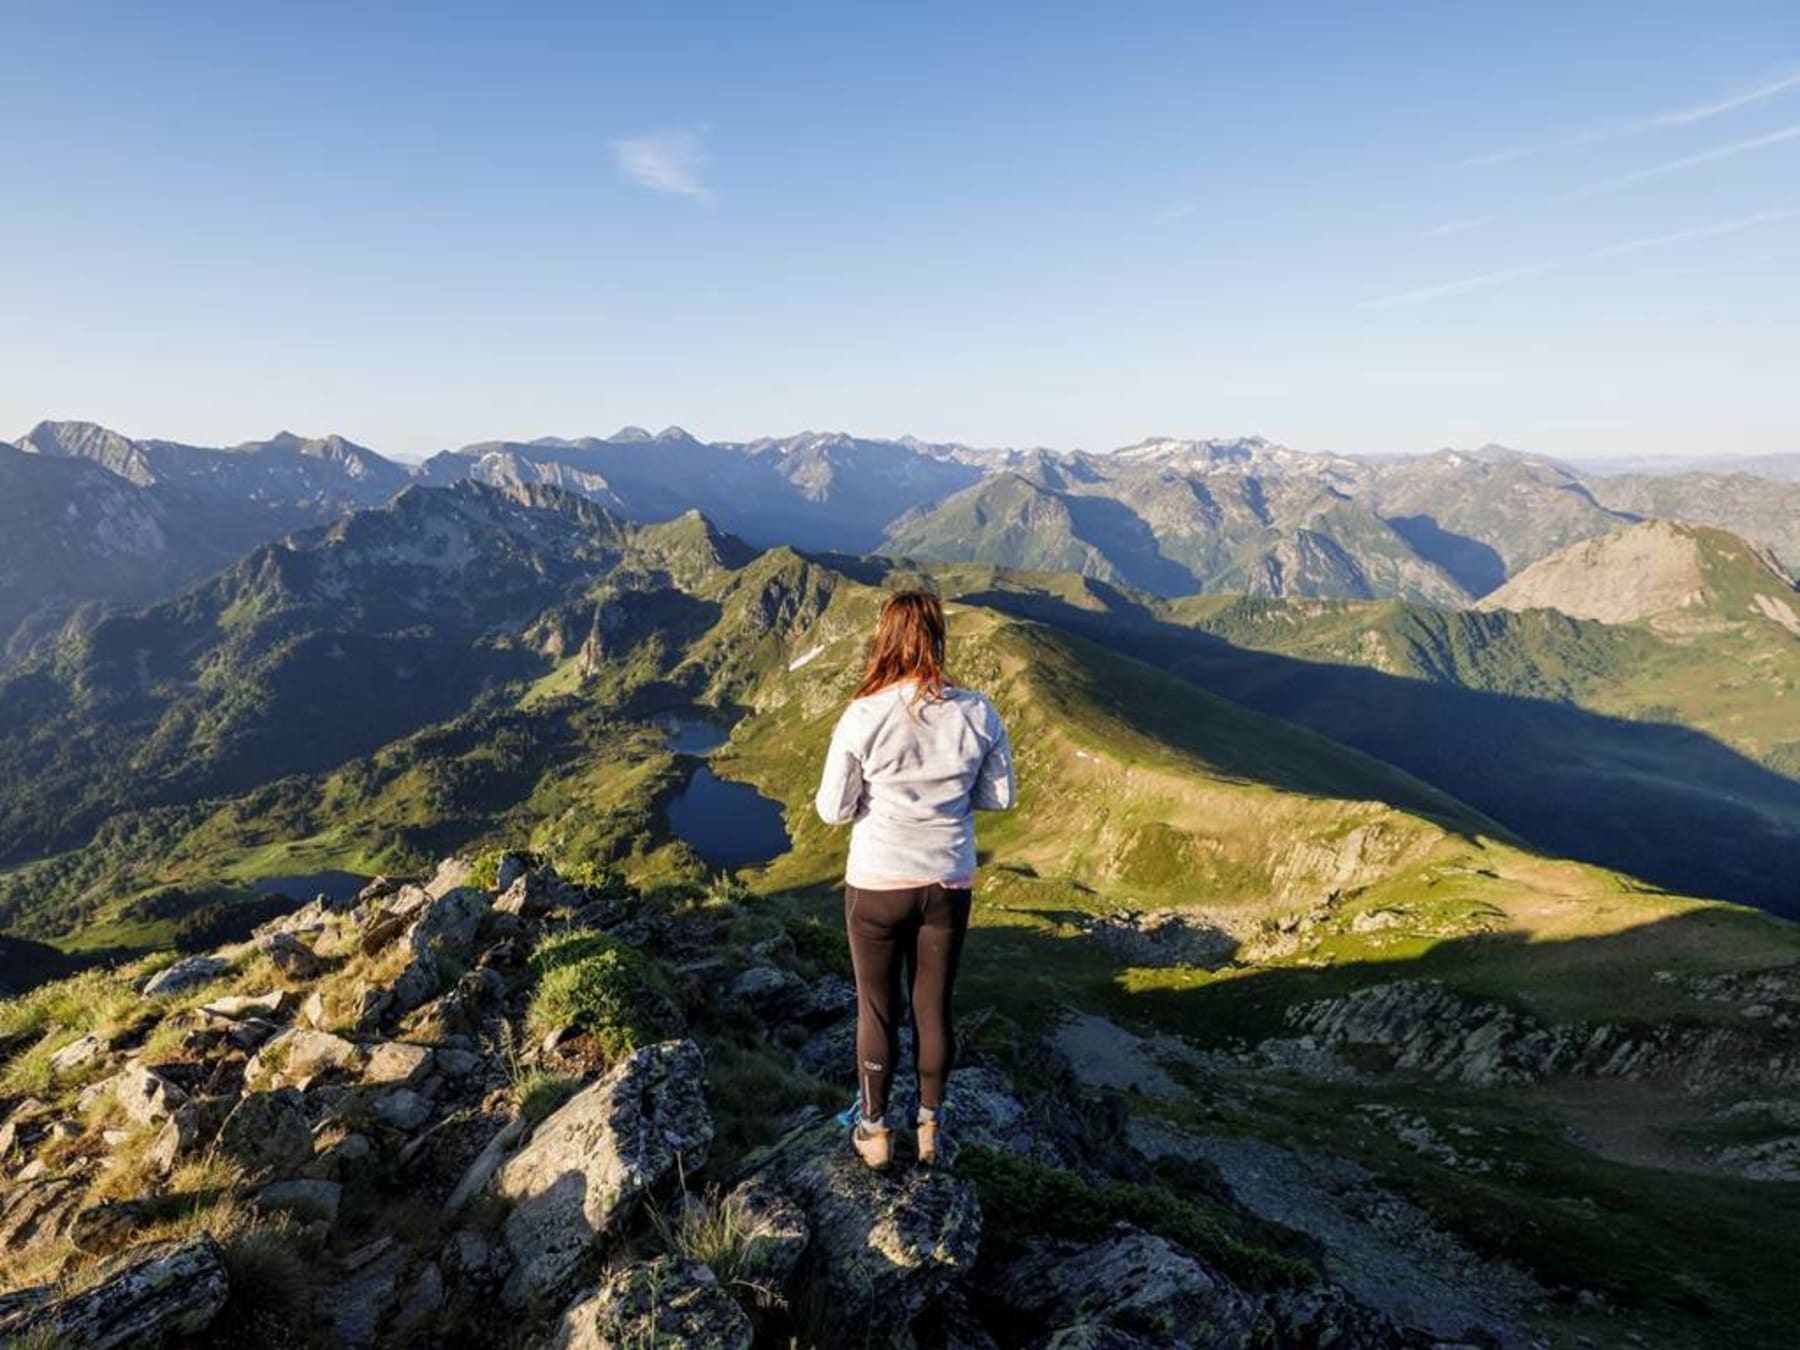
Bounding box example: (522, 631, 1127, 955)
(953, 585, 1800, 918)
(1386, 514, 1508, 597)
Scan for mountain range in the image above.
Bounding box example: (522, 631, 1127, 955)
(6, 420, 1797, 669)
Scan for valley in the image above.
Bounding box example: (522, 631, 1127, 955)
(1, 467, 1797, 1349)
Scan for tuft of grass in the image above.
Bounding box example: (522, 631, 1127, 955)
(648, 1183, 783, 1313)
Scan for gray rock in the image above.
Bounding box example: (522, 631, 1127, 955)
(257, 1026, 366, 1086)
(201, 989, 290, 1020)
(0, 1233, 230, 1349)
(216, 1089, 314, 1182)
(257, 1178, 342, 1224)
(257, 930, 321, 979)
(49, 1033, 109, 1075)
(364, 1040, 434, 1086)
(0, 1176, 85, 1254)
(321, 1239, 409, 1348)
(371, 1088, 433, 1132)
(495, 1039, 714, 1309)
(141, 955, 231, 996)
(771, 1122, 981, 1341)
(446, 1116, 530, 1215)
(990, 1228, 1255, 1349)
(434, 1046, 484, 1079)
(390, 1260, 446, 1338)
(495, 867, 582, 918)
(495, 852, 532, 892)
(114, 1061, 189, 1127)
(727, 964, 812, 1021)
(1028, 1327, 1158, 1350)
(389, 886, 494, 1015)
(425, 855, 475, 899)
(148, 1100, 219, 1173)
(552, 1256, 751, 1350)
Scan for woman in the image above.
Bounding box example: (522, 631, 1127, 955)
(814, 590, 1015, 1169)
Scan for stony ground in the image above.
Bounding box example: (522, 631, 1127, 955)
(2, 855, 1797, 1348)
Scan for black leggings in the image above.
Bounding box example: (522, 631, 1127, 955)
(844, 883, 972, 1121)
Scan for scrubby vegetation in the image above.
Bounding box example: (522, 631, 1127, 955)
(526, 928, 678, 1060)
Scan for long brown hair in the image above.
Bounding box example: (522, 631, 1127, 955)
(855, 590, 949, 701)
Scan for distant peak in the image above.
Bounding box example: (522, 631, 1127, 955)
(609, 425, 654, 443)
(654, 425, 695, 443)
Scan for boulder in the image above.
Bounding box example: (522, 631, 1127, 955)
(216, 1089, 314, 1182)
(727, 964, 813, 1021)
(320, 1237, 409, 1349)
(201, 989, 291, 1020)
(425, 855, 475, 899)
(494, 1039, 714, 1309)
(370, 1088, 433, 1132)
(141, 955, 231, 997)
(48, 1033, 109, 1075)
(552, 1256, 752, 1350)
(0, 1233, 230, 1348)
(494, 867, 583, 918)
(257, 930, 321, 979)
(249, 1026, 364, 1088)
(495, 852, 532, 892)
(770, 1123, 981, 1341)
(0, 1175, 85, 1255)
(114, 1061, 189, 1127)
(389, 886, 494, 1015)
(363, 1040, 434, 1086)
(988, 1228, 1255, 1349)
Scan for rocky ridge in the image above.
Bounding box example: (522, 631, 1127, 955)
(0, 855, 1531, 1349)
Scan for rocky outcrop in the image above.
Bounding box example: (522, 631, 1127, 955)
(140, 955, 230, 996)
(494, 1038, 714, 1308)
(764, 1120, 982, 1344)
(0, 1233, 230, 1348)
(1286, 978, 1800, 1093)
(552, 1256, 752, 1350)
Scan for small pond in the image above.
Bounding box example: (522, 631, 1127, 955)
(250, 871, 372, 904)
(656, 711, 790, 869)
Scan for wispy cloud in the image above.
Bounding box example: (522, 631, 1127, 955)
(1564, 121, 1800, 200)
(1462, 63, 1800, 167)
(1423, 121, 1800, 238)
(611, 127, 715, 204)
(1358, 262, 1554, 310)
(1418, 211, 1508, 239)
(1366, 204, 1798, 309)
(1593, 206, 1800, 256)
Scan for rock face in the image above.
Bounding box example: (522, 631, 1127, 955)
(1286, 978, 1800, 1093)
(494, 1038, 714, 1308)
(772, 1125, 982, 1342)
(140, 955, 231, 996)
(391, 885, 493, 1014)
(216, 1088, 314, 1182)
(1477, 518, 1795, 625)
(990, 1227, 1254, 1349)
(552, 1256, 752, 1350)
(0, 1233, 230, 1348)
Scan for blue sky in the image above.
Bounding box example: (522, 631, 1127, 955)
(1, 2, 1796, 460)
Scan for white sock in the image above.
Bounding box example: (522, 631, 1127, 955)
(917, 1105, 938, 1125)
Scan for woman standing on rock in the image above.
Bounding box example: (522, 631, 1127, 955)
(814, 589, 1016, 1170)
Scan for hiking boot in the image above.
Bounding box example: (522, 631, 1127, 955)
(916, 1115, 942, 1166)
(852, 1120, 892, 1170)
